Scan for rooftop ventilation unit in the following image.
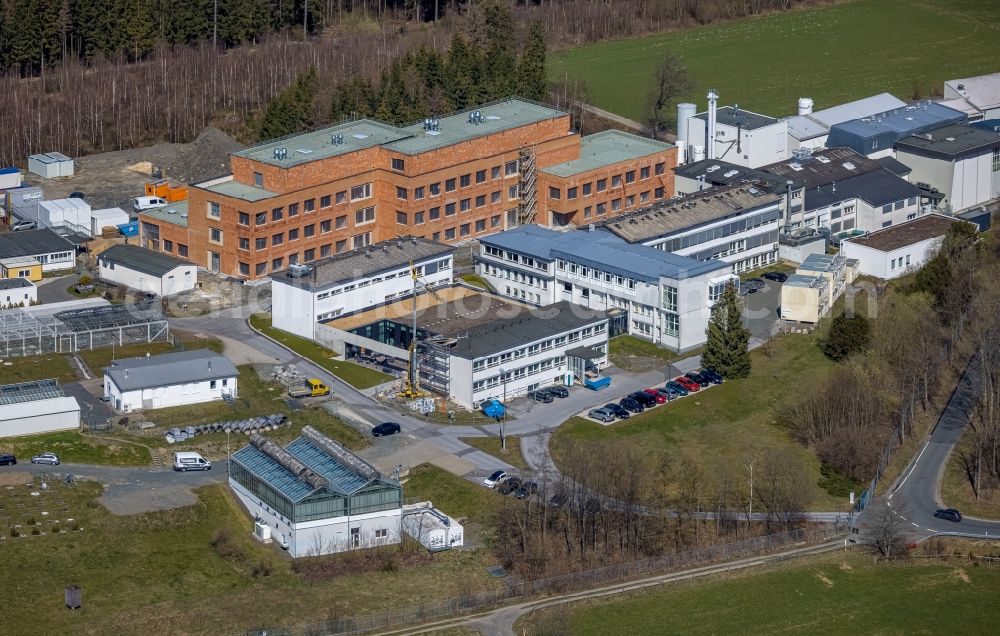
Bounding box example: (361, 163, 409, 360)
(330, 134, 344, 145)
(286, 264, 311, 278)
(272, 147, 288, 160)
(467, 111, 485, 125)
(816, 155, 831, 164)
(842, 162, 856, 170)
(706, 165, 721, 173)
(723, 170, 739, 178)
(789, 162, 803, 171)
(422, 118, 441, 132)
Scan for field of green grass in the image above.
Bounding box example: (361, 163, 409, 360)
(1, 430, 150, 466)
(403, 463, 500, 525)
(549, 0, 1000, 123)
(77, 331, 224, 373)
(0, 481, 498, 635)
(520, 551, 1000, 635)
(0, 353, 76, 384)
(608, 334, 688, 371)
(250, 314, 394, 390)
(551, 332, 846, 511)
(459, 436, 529, 471)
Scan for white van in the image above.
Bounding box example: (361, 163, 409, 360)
(173, 451, 211, 472)
(133, 196, 168, 213)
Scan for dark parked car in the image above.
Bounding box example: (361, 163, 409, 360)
(498, 477, 523, 495)
(604, 403, 630, 420)
(527, 390, 554, 403)
(629, 391, 657, 408)
(746, 277, 765, 290)
(934, 508, 962, 522)
(665, 380, 689, 396)
(514, 481, 538, 499)
(372, 422, 401, 437)
(762, 271, 789, 282)
(685, 372, 711, 388)
(543, 385, 569, 398)
(700, 368, 724, 384)
(619, 397, 644, 414)
(0, 453, 16, 466)
(69, 191, 86, 199)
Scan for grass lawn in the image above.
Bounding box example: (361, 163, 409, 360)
(0, 353, 76, 384)
(519, 551, 1000, 635)
(549, 0, 1000, 122)
(403, 463, 500, 525)
(77, 331, 224, 373)
(459, 273, 491, 290)
(0, 430, 150, 466)
(608, 334, 688, 371)
(0, 481, 499, 635)
(739, 261, 796, 282)
(459, 436, 529, 471)
(940, 435, 1000, 519)
(129, 365, 368, 455)
(552, 333, 846, 511)
(250, 314, 393, 390)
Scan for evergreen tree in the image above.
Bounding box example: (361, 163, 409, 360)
(822, 314, 871, 361)
(480, 0, 516, 99)
(258, 65, 318, 140)
(444, 34, 476, 110)
(701, 281, 751, 379)
(517, 21, 546, 100)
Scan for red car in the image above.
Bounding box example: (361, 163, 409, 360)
(644, 388, 668, 404)
(674, 376, 701, 392)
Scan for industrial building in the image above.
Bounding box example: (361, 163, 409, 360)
(271, 235, 455, 340)
(103, 349, 238, 412)
(943, 72, 1000, 121)
(602, 184, 784, 273)
(27, 152, 74, 179)
(140, 97, 677, 281)
(318, 288, 609, 408)
(679, 91, 788, 168)
(0, 228, 75, 273)
(402, 501, 464, 551)
(784, 93, 907, 150)
(780, 252, 858, 324)
(229, 426, 402, 557)
(840, 214, 966, 280)
(26, 198, 92, 236)
(477, 225, 733, 352)
(893, 124, 1000, 213)
(826, 101, 966, 158)
(0, 277, 36, 308)
(97, 244, 198, 297)
(0, 379, 80, 438)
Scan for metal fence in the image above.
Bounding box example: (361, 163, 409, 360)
(239, 526, 835, 636)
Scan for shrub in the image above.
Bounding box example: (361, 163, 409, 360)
(822, 314, 870, 361)
(26, 517, 36, 526)
(78, 275, 92, 286)
(211, 527, 246, 560)
(71, 523, 80, 531)
(10, 527, 20, 538)
(31, 528, 41, 535)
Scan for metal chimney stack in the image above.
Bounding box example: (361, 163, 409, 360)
(706, 89, 719, 160)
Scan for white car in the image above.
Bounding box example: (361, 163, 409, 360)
(483, 470, 507, 489)
(30, 452, 60, 465)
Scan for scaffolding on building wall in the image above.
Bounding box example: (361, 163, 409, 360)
(416, 340, 452, 396)
(0, 301, 169, 358)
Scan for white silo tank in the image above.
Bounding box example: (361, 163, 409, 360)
(797, 97, 814, 116)
(675, 102, 697, 164)
(675, 141, 686, 166)
(692, 145, 705, 162)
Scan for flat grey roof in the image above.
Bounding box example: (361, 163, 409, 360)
(828, 101, 966, 140)
(806, 169, 922, 210)
(786, 93, 908, 140)
(0, 378, 65, 405)
(799, 253, 839, 272)
(273, 236, 455, 292)
(98, 244, 191, 278)
(540, 131, 673, 177)
(448, 301, 608, 359)
(601, 184, 781, 243)
(105, 348, 237, 392)
(762, 147, 882, 189)
(675, 159, 783, 190)
(479, 225, 728, 281)
(844, 214, 961, 252)
(0, 277, 34, 291)
(945, 72, 1000, 111)
(140, 201, 189, 227)
(236, 120, 409, 168)
(895, 124, 1000, 158)
(784, 274, 825, 289)
(694, 106, 777, 130)
(200, 180, 277, 202)
(0, 228, 75, 259)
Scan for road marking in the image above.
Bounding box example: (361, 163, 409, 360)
(894, 441, 930, 493)
(912, 522, 919, 527)
(926, 528, 935, 532)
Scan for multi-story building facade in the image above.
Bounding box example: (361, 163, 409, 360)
(477, 225, 734, 353)
(139, 98, 677, 281)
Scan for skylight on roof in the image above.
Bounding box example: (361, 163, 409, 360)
(789, 162, 803, 171)
(425, 130, 442, 136)
(705, 165, 721, 173)
(485, 115, 501, 120)
(352, 133, 369, 139)
(843, 162, 856, 170)
(815, 156, 830, 163)
(723, 170, 739, 178)
(296, 149, 313, 154)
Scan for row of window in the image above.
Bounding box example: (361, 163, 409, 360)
(890, 254, 912, 271)
(234, 232, 372, 277)
(481, 246, 548, 271)
(161, 241, 189, 257)
(504, 286, 545, 305)
(556, 260, 639, 292)
(473, 323, 608, 371)
(473, 356, 566, 391)
(221, 183, 373, 227)
(553, 187, 668, 221)
(394, 162, 520, 201)
(314, 260, 450, 300)
(485, 264, 549, 289)
(394, 192, 514, 225)
(881, 198, 916, 214)
(547, 162, 667, 201)
(236, 204, 376, 232)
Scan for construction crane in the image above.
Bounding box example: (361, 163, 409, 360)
(399, 261, 447, 399)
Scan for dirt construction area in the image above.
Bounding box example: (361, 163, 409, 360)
(30, 128, 245, 210)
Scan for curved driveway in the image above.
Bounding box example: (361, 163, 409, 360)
(889, 360, 1000, 538)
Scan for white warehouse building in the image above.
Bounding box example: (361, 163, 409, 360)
(229, 426, 402, 558)
(477, 225, 733, 353)
(0, 379, 80, 438)
(682, 96, 788, 168)
(98, 244, 197, 297)
(840, 214, 967, 280)
(271, 236, 456, 340)
(103, 349, 238, 412)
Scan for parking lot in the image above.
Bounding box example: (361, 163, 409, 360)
(581, 369, 724, 425)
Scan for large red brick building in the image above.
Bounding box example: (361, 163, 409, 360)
(139, 98, 676, 280)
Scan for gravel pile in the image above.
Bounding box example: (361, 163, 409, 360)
(156, 127, 246, 183)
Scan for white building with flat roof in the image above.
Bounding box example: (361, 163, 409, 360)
(686, 105, 788, 168)
(944, 72, 1000, 121)
(840, 214, 967, 280)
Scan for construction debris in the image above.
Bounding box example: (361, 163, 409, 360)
(163, 414, 289, 443)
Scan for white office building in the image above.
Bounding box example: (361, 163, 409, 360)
(103, 349, 238, 412)
(229, 426, 402, 557)
(841, 214, 966, 280)
(271, 235, 455, 340)
(98, 244, 197, 297)
(478, 225, 733, 353)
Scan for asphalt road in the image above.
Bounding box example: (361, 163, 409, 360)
(889, 359, 1000, 538)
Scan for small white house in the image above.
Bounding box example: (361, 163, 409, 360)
(90, 208, 131, 236)
(271, 235, 456, 340)
(0, 379, 80, 438)
(98, 243, 197, 297)
(0, 278, 37, 308)
(840, 214, 966, 280)
(402, 501, 464, 551)
(104, 349, 238, 412)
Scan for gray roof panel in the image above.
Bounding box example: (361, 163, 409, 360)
(0, 228, 75, 259)
(105, 348, 237, 392)
(694, 106, 777, 130)
(98, 244, 191, 278)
